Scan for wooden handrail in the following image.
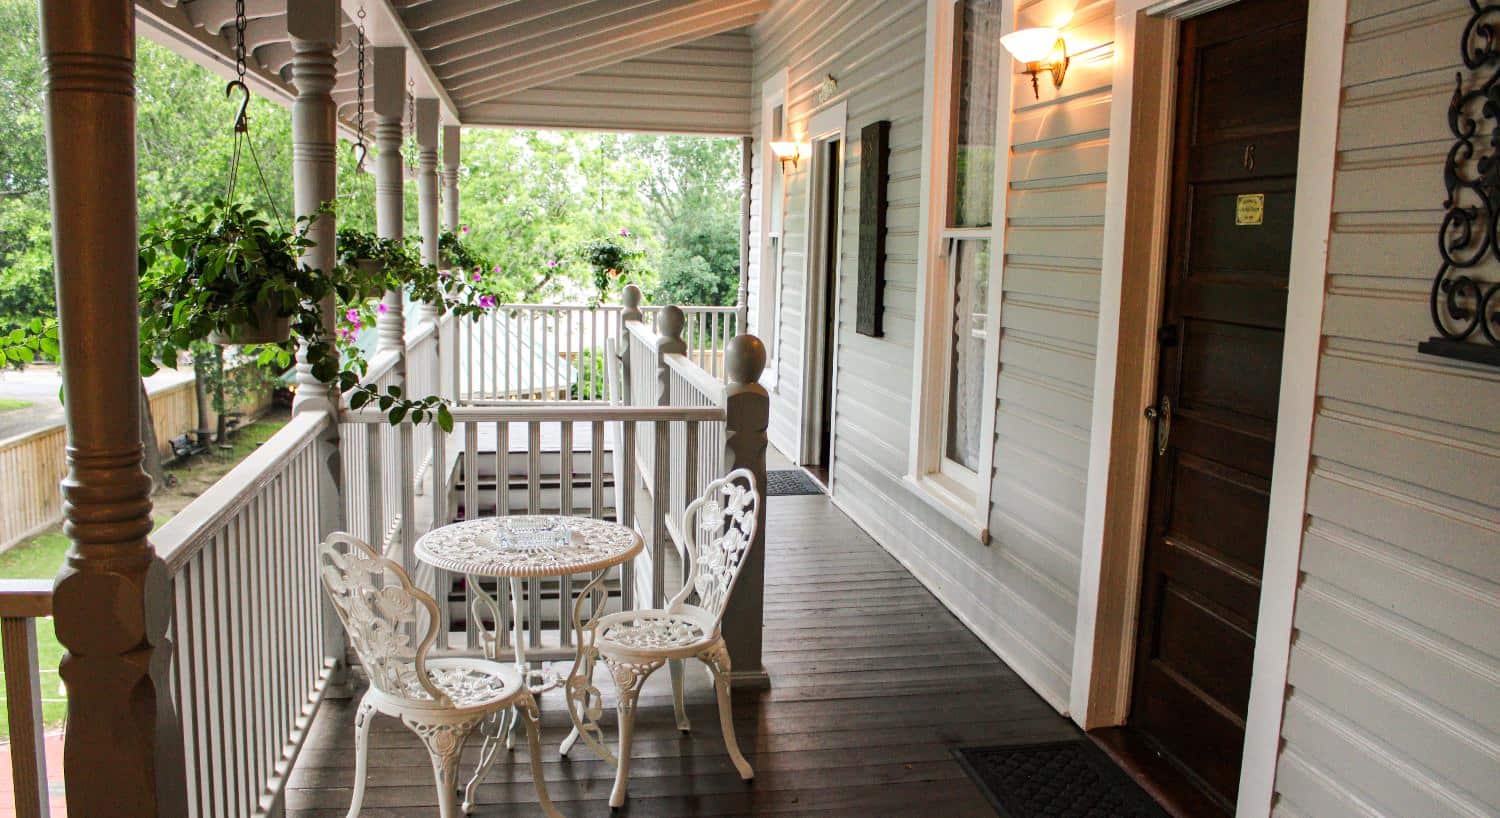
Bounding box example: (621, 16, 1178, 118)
(0, 580, 53, 818)
(0, 579, 52, 618)
(153, 410, 331, 572)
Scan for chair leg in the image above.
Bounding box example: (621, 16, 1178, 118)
(699, 642, 753, 781)
(462, 708, 509, 814)
(670, 658, 691, 732)
(604, 657, 663, 808)
(346, 698, 376, 818)
(516, 693, 565, 818)
(406, 716, 480, 818)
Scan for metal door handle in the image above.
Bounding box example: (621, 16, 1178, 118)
(1145, 396, 1172, 456)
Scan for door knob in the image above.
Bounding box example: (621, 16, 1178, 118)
(1144, 396, 1172, 457)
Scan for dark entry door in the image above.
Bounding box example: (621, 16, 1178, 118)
(815, 138, 841, 472)
(1129, 0, 1306, 809)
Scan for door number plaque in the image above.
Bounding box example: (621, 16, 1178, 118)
(1235, 193, 1265, 226)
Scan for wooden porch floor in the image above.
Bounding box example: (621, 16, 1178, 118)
(285, 492, 1082, 817)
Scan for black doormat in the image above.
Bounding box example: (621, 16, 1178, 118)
(953, 741, 1170, 818)
(765, 469, 824, 496)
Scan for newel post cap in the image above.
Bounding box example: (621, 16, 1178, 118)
(726, 334, 767, 386)
(622, 284, 642, 310)
(657, 305, 685, 340)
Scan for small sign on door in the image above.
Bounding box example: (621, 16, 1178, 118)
(1235, 193, 1265, 226)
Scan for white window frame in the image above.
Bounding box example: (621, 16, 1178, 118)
(905, 0, 1013, 542)
(757, 69, 789, 390)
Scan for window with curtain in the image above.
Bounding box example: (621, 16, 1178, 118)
(940, 0, 1002, 475)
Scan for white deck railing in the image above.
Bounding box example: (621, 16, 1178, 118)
(153, 410, 342, 818)
(455, 303, 737, 402)
(6, 294, 764, 817)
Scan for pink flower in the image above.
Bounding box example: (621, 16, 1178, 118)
(460, 225, 469, 234)
(345, 308, 360, 323)
(478, 295, 496, 309)
(376, 302, 387, 314)
(492, 265, 501, 273)
(472, 271, 482, 282)
(619, 228, 630, 237)
(547, 259, 559, 269)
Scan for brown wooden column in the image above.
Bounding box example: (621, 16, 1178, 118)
(41, 2, 173, 812)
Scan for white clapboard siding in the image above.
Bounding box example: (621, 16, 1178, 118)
(460, 32, 754, 135)
(1271, 2, 1500, 816)
(746, 0, 1113, 710)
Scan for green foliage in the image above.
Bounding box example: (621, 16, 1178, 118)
(439, 228, 489, 274)
(579, 233, 645, 301)
(569, 347, 609, 400)
(2, 316, 57, 366)
(137, 200, 325, 377)
(335, 226, 421, 298)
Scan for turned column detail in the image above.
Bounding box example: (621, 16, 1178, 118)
(442, 124, 461, 234)
(42, 2, 173, 813)
(289, 1, 342, 415)
(372, 46, 406, 353)
(415, 98, 441, 325)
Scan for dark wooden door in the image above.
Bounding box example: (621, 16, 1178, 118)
(815, 138, 841, 471)
(1129, 0, 1306, 809)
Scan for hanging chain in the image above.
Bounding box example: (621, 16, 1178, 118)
(233, 0, 247, 86)
(406, 78, 417, 175)
(353, 5, 368, 171)
(223, 0, 282, 228)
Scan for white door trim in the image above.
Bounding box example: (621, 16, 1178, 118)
(796, 101, 848, 473)
(757, 68, 789, 390)
(1068, 1, 1347, 816)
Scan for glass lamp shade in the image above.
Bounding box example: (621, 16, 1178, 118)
(1000, 27, 1062, 64)
(769, 140, 800, 161)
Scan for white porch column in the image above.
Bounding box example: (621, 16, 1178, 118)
(373, 46, 406, 352)
(415, 98, 440, 325)
(41, 3, 173, 812)
(289, 0, 342, 415)
(442, 124, 461, 234)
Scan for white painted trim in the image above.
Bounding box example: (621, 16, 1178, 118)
(1238, 1, 1346, 814)
(796, 101, 849, 473)
(1070, 2, 1346, 816)
(904, 0, 1010, 538)
(907, 0, 948, 482)
(757, 69, 789, 380)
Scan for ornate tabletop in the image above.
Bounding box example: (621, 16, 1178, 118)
(414, 515, 642, 578)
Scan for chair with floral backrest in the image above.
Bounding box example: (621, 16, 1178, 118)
(560, 468, 760, 808)
(318, 532, 562, 818)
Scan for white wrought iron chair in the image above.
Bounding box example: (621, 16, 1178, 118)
(318, 533, 562, 818)
(560, 469, 760, 808)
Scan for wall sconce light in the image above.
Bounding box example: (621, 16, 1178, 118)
(1001, 27, 1069, 99)
(770, 140, 803, 170)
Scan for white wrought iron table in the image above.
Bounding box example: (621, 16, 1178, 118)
(413, 515, 642, 807)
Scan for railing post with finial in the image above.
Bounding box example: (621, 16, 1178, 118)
(722, 334, 770, 688)
(646, 307, 688, 605)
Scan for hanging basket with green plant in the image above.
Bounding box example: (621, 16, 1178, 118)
(137, 200, 326, 360)
(580, 231, 643, 302)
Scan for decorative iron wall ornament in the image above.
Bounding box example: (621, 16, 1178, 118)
(1419, 0, 1500, 367)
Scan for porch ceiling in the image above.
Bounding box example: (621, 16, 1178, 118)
(137, 0, 767, 135)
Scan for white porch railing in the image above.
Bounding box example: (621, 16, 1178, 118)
(5, 293, 764, 817)
(455, 302, 738, 402)
(152, 410, 343, 818)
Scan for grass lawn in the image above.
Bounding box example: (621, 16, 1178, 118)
(0, 412, 288, 738)
(0, 397, 32, 412)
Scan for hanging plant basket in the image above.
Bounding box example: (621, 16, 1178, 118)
(207, 301, 292, 345)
